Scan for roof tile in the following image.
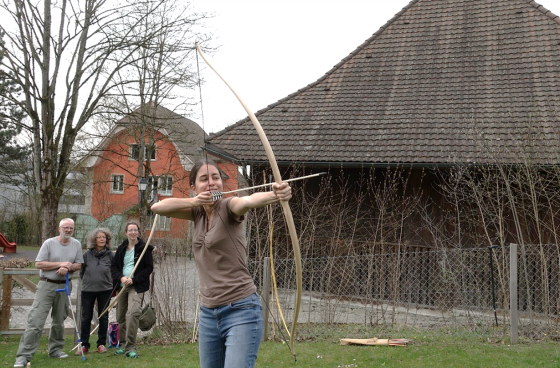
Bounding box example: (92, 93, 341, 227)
(209, 0, 560, 165)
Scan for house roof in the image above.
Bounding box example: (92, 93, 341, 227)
(82, 105, 207, 171)
(207, 0, 560, 167)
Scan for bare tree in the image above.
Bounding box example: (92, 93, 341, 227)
(87, 0, 209, 226)
(0, 0, 206, 238)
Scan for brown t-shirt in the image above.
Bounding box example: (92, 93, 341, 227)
(192, 197, 257, 308)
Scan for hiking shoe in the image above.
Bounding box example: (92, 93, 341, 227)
(50, 351, 69, 358)
(126, 351, 139, 359)
(98, 345, 108, 353)
(114, 348, 125, 355)
(75, 347, 88, 355)
(13, 357, 27, 368)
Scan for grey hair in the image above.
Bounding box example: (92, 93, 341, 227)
(59, 218, 74, 227)
(86, 228, 113, 250)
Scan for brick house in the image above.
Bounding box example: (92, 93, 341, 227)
(81, 105, 240, 242)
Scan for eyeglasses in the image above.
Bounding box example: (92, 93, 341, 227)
(96, 236, 106, 239)
(61, 227, 74, 230)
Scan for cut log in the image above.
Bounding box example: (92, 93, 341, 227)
(340, 338, 412, 346)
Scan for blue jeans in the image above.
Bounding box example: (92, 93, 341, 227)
(80, 290, 112, 349)
(199, 293, 263, 368)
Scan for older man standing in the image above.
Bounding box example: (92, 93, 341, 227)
(13, 218, 84, 368)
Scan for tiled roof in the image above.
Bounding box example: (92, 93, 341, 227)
(208, 0, 560, 166)
(117, 104, 207, 163)
(82, 105, 207, 170)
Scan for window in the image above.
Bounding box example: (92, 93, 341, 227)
(158, 176, 173, 196)
(129, 144, 156, 161)
(111, 174, 124, 193)
(155, 215, 171, 231)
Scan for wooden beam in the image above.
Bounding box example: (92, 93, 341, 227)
(12, 275, 37, 292)
(1, 327, 76, 336)
(1, 274, 12, 333)
(11, 298, 77, 306)
(3, 269, 40, 275)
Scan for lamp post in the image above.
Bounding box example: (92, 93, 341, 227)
(138, 177, 148, 228)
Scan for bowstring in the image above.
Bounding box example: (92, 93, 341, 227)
(196, 45, 245, 263)
(267, 194, 291, 338)
(195, 45, 291, 351)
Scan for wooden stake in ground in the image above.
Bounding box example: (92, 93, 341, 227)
(340, 338, 412, 346)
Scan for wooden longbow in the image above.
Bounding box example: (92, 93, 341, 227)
(195, 42, 302, 359)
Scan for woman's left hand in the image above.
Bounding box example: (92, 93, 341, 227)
(272, 182, 292, 201)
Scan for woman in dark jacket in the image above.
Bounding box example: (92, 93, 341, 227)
(110, 221, 153, 359)
(76, 227, 114, 355)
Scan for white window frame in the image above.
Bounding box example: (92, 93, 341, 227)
(155, 215, 171, 231)
(110, 174, 124, 194)
(157, 176, 173, 196)
(129, 144, 156, 161)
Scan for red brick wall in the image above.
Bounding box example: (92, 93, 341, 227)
(90, 129, 240, 240)
(91, 130, 188, 238)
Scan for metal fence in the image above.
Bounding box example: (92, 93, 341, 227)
(7, 244, 559, 340)
(247, 244, 560, 339)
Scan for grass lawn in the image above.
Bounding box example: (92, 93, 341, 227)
(2, 330, 560, 367)
(3, 252, 560, 366)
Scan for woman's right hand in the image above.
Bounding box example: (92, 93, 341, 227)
(195, 191, 214, 206)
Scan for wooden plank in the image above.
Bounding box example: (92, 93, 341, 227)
(0, 267, 78, 336)
(11, 298, 77, 306)
(1, 327, 76, 336)
(12, 275, 37, 292)
(1, 274, 12, 332)
(10, 299, 35, 306)
(340, 338, 412, 346)
(3, 269, 40, 275)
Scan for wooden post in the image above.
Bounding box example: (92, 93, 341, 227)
(510, 243, 518, 344)
(261, 257, 271, 342)
(1, 271, 12, 333)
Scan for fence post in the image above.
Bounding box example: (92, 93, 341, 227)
(74, 278, 82, 343)
(262, 257, 271, 342)
(488, 245, 499, 327)
(510, 243, 518, 344)
(1, 270, 12, 333)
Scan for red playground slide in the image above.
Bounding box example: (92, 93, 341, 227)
(0, 233, 17, 253)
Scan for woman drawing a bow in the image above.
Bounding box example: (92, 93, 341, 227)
(151, 158, 292, 368)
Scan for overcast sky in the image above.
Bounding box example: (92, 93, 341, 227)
(191, 0, 560, 134)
